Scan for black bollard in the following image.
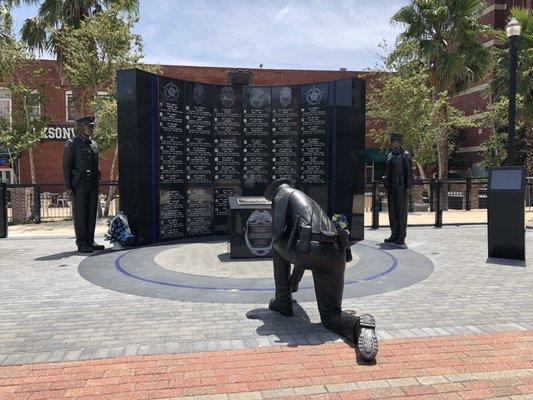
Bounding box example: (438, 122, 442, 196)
(33, 185, 41, 224)
(435, 180, 443, 227)
(465, 177, 472, 211)
(372, 180, 379, 229)
(0, 183, 7, 238)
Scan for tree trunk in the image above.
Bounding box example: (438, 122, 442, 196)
(28, 146, 37, 185)
(22, 97, 37, 185)
(416, 162, 427, 180)
(104, 145, 118, 217)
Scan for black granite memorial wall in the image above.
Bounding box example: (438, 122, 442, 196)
(117, 69, 366, 246)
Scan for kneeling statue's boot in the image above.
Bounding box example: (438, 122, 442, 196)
(269, 297, 294, 317)
(384, 236, 397, 243)
(354, 314, 378, 362)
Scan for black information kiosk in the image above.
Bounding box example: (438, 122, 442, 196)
(487, 166, 526, 261)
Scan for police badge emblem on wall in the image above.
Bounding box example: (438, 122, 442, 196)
(164, 83, 180, 101)
(249, 88, 265, 108)
(279, 87, 292, 107)
(306, 87, 322, 106)
(193, 83, 205, 105)
(244, 210, 273, 256)
(220, 86, 235, 108)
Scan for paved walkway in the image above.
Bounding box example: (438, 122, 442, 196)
(0, 225, 531, 368)
(0, 331, 532, 399)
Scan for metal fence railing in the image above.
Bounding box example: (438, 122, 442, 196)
(366, 178, 533, 228)
(4, 181, 119, 224)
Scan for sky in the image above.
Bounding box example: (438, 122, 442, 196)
(10, 0, 409, 71)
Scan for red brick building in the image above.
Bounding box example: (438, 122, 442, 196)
(450, 0, 531, 177)
(0, 0, 529, 186)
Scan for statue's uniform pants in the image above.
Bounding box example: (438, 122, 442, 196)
(272, 242, 359, 342)
(387, 184, 408, 240)
(72, 180, 98, 247)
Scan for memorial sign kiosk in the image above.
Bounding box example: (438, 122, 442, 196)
(228, 196, 272, 258)
(487, 166, 526, 261)
(117, 69, 366, 247)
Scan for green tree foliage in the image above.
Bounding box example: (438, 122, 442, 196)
(479, 95, 527, 168)
(0, 4, 48, 184)
(56, 1, 148, 155)
(391, 0, 489, 178)
(367, 69, 473, 179)
(50, 1, 158, 214)
(14, 0, 139, 114)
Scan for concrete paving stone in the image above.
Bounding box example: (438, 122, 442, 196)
(386, 378, 419, 387)
(193, 395, 229, 400)
(293, 385, 328, 395)
(1, 354, 24, 365)
(227, 392, 262, 400)
(356, 379, 391, 389)
(416, 376, 449, 385)
(262, 388, 296, 398)
(107, 346, 125, 358)
(61, 349, 84, 361)
(325, 382, 359, 392)
(45, 349, 67, 363)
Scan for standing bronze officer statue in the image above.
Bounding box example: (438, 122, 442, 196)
(63, 116, 104, 253)
(382, 133, 414, 246)
(264, 179, 378, 362)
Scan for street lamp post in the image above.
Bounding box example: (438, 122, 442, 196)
(505, 17, 522, 166)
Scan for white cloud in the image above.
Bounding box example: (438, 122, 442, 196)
(12, 0, 409, 70)
(136, 0, 408, 70)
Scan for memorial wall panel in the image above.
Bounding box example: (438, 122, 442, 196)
(242, 86, 272, 195)
(184, 82, 214, 185)
(300, 83, 328, 185)
(158, 77, 187, 240)
(117, 69, 365, 245)
(271, 86, 300, 182)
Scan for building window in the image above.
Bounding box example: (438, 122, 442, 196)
(25, 92, 41, 120)
(65, 91, 78, 122)
(365, 164, 374, 183)
(0, 88, 12, 126)
(66, 91, 108, 122)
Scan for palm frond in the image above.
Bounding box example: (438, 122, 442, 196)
(20, 16, 54, 54)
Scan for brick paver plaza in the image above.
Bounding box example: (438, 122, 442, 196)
(1, 224, 532, 399)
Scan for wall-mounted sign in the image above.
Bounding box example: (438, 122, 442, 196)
(41, 124, 75, 141)
(0, 157, 12, 170)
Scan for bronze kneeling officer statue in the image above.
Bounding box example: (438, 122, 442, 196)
(264, 179, 378, 362)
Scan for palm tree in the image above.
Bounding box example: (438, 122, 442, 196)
(391, 0, 489, 178)
(11, 0, 138, 115)
(489, 7, 532, 174)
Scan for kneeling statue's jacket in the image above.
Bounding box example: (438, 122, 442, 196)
(272, 186, 352, 262)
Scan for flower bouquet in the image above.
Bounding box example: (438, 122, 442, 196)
(105, 211, 135, 250)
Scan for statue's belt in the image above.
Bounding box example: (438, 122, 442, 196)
(309, 232, 337, 244)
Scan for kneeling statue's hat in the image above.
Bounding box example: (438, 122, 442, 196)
(264, 179, 293, 201)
